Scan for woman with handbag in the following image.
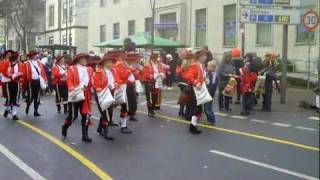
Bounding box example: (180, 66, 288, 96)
(1, 51, 23, 120)
(183, 49, 209, 134)
(61, 53, 94, 143)
(22, 51, 48, 116)
(142, 53, 165, 117)
(91, 53, 119, 140)
(52, 55, 68, 114)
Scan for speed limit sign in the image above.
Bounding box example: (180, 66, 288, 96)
(302, 10, 319, 32)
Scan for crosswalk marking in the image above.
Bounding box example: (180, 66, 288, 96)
(215, 112, 228, 116)
(0, 144, 47, 180)
(230, 115, 246, 119)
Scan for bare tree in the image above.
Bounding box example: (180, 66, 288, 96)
(0, 0, 44, 50)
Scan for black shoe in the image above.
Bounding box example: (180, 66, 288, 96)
(25, 105, 30, 115)
(34, 112, 42, 117)
(61, 125, 68, 138)
(109, 121, 119, 126)
(219, 108, 224, 112)
(12, 115, 19, 121)
(3, 110, 9, 118)
(63, 104, 68, 114)
(97, 126, 103, 136)
(129, 117, 138, 122)
(57, 105, 61, 114)
(225, 108, 232, 111)
(148, 111, 155, 117)
(178, 112, 185, 117)
(82, 136, 93, 143)
(189, 124, 202, 134)
(235, 101, 241, 104)
(241, 111, 250, 116)
(121, 127, 132, 134)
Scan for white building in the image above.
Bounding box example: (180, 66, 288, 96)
(88, 0, 319, 73)
(41, 0, 89, 54)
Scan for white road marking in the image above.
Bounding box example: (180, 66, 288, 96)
(308, 117, 320, 121)
(209, 150, 318, 180)
(169, 105, 180, 108)
(0, 144, 47, 180)
(295, 126, 317, 131)
(230, 115, 246, 119)
(139, 101, 147, 105)
(163, 101, 178, 104)
(215, 112, 228, 116)
(250, 119, 268, 123)
(272, 123, 292, 127)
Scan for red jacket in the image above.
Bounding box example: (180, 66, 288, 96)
(1, 60, 24, 82)
(66, 65, 93, 92)
(142, 62, 164, 82)
(184, 62, 205, 86)
(240, 67, 257, 94)
(67, 65, 94, 114)
(91, 67, 108, 92)
(22, 60, 48, 81)
(52, 63, 68, 85)
(114, 60, 132, 85)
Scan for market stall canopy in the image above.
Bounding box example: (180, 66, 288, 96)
(94, 32, 186, 48)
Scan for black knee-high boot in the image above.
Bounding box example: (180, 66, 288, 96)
(63, 104, 68, 114)
(57, 104, 61, 113)
(82, 125, 92, 143)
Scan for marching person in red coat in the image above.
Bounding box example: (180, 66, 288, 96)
(22, 51, 48, 116)
(114, 52, 140, 134)
(61, 53, 94, 143)
(183, 50, 208, 134)
(91, 53, 120, 140)
(52, 55, 69, 114)
(1, 51, 24, 120)
(1, 50, 15, 115)
(142, 53, 165, 117)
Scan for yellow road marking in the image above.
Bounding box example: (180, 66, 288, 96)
(17, 120, 113, 180)
(137, 110, 319, 152)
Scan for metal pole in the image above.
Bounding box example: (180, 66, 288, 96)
(307, 31, 312, 89)
(150, 0, 155, 53)
(240, 23, 245, 57)
(280, 24, 288, 104)
(65, 0, 68, 54)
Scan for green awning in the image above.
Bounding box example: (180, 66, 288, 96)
(94, 32, 185, 48)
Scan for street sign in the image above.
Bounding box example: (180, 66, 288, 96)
(240, 8, 300, 24)
(240, 0, 300, 7)
(302, 10, 319, 32)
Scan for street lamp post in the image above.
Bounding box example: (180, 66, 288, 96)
(150, 0, 155, 53)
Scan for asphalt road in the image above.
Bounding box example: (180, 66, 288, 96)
(0, 88, 319, 180)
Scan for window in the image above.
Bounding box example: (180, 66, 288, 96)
(100, 25, 106, 42)
(113, 23, 120, 39)
(113, 0, 120, 4)
(100, 0, 107, 7)
(69, 0, 73, 23)
(62, 2, 67, 23)
(49, 6, 54, 26)
(49, 36, 54, 45)
(195, 9, 207, 47)
(223, 4, 236, 46)
(128, 20, 135, 36)
(145, 17, 153, 33)
(256, 24, 272, 45)
(62, 35, 67, 45)
(158, 13, 178, 40)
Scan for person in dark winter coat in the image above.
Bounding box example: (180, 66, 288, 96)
(231, 48, 244, 104)
(217, 52, 236, 111)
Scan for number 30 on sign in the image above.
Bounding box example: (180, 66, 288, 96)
(302, 10, 319, 32)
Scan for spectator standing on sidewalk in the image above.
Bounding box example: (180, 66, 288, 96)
(261, 52, 280, 112)
(231, 48, 244, 104)
(204, 60, 218, 125)
(165, 54, 174, 90)
(218, 52, 235, 111)
(240, 62, 257, 115)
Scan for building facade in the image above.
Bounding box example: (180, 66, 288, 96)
(40, 0, 89, 54)
(88, 0, 319, 73)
